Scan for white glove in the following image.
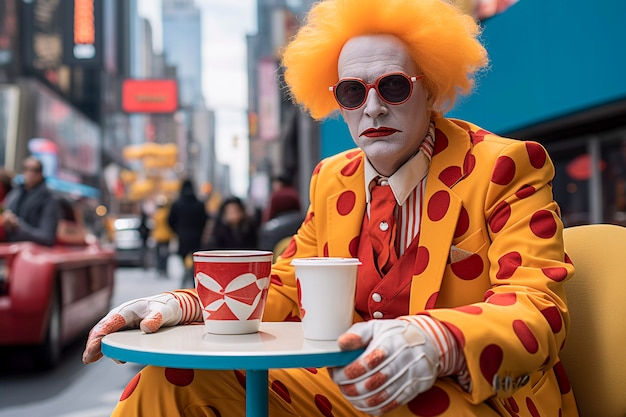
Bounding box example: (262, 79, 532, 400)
(82, 290, 201, 364)
(330, 317, 460, 415)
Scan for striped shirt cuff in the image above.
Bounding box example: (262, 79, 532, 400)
(167, 289, 203, 324)
(399, 314, 470, 389)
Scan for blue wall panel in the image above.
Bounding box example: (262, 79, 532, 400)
(448, 0, 626, 133)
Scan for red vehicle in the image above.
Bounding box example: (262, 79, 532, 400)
(0, 198, 116, 368)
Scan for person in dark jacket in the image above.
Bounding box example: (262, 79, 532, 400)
(1, 157, 59, 246)
(167, 179, 208, 286)
(206, 196, 258, 250)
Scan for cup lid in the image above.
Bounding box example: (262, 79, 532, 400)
(193, 250, 273, 258)
(290, 257, 361, 266)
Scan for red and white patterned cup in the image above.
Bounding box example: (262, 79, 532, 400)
(193, 250, 273, 334)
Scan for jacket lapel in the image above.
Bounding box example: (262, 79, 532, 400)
(326, 153, 367, 258)
(410, 117, 474, 312)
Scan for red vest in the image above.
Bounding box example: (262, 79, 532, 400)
(354, 215, 420, 320)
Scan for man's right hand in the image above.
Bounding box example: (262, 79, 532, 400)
(82, 291, 200, 364)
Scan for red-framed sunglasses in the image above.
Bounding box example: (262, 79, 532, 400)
(329, 72, 424, 110)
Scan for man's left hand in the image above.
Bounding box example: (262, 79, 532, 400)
(330, 319, 441, 415)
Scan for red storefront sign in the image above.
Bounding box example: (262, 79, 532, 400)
(122, 79, 179, 113)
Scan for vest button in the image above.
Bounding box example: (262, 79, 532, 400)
(373, 311, 383, 319)
(379, 221, 389, 231)
(372, 293, 382, 302)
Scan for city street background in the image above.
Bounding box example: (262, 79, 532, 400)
(0, 261, 185, 417)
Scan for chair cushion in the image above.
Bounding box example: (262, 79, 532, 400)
(561, 224, 626, 417)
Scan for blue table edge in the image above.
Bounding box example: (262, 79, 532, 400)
(101, 341, 364, 370)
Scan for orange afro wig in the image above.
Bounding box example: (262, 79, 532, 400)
(282, 0, 489, 120)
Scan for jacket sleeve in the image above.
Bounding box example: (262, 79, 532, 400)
(13, 197, 60, 246)
(425, 140, 573, 403)
(263, 162, 325, 322)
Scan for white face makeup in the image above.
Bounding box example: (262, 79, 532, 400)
(337, 35, 431, 176)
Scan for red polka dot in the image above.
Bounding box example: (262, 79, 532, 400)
(164, 368, 194, 386)
(425, 292, 439, 309)
(480, 344, 503, 383)
(433, 128, 449, 155)
(323, 242, 329, 257)
(513, 320, 539, 353)
(415, 246, 430, 274)
(507, 397, 520, 413)
(496, 252, 522, 279)
(234, 370, 246, 389)
(451, 254, 483, 280)
(271, 380, 292, 403)
(341, 157, 362, 177)
(564, 253, 572, 264)
(454, 305, 483, 314)
(427, 190, 451, 221)
(346, 150, 361, 159)
(119, 373, 140, 401)
(526, 142, 547, 169)
(336, 190, 356, 216)
(407, 385, 451, 416)
(516, 184, 536, 199)
(454, 206, 470, 238)
(488, 292, 517, 306)
(483, 289, 495, 300)
(470, 129, 490, 144)
(553, 361, 572, 394)
(270, 274, 283, 286)
(442, 321, 465, 347)
(542, 267, 568, 282)
(282, 238, 297, 258)
(463, 150, 476, 176)
(305, 367, 318, 374)
(349, 237, 359, 258)
(529, 210, 557, 238)
(439, 165, 463, 187)
(540, 306, 563, 333)
(312, 162, 322, 176)
(491, 156, 516, 185)
(314, 394, 334, 417)
(489, 201, 511, 233)
(304, 211, 314, 224)
(526, 397, 541, 417)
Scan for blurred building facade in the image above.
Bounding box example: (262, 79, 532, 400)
(246, 0, 317, 213)
(0, 0, 221, 219)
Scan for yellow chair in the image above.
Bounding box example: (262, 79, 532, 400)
(561, 224, 626, 417)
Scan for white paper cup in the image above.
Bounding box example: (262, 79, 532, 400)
(291, 257, 361, 340)
(194, 250, 273, 334)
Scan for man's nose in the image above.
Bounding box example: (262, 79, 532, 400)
(363, 88, 388, 118)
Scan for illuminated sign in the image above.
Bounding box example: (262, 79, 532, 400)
(73, 0, 96, 59)
(62, 0, 102, 67)
(122, 79, 179, 113)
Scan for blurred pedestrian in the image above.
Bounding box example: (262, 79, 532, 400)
(151, 196, 174, 278)
(2, 156, 59, 246)
(258, 174, 304, 255)
(168, 179, 209, 287)
(206, 196, 258, 250)
(138, 209, 151, 269)
(262, 174, 301, 223)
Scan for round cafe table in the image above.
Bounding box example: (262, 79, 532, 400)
(102, 322, 363, 417)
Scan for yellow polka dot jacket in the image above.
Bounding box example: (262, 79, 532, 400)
(264, 114, 579, 416)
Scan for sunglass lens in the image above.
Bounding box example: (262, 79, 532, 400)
(379, 74, 411, 103)
(335, 80, 366, 109)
